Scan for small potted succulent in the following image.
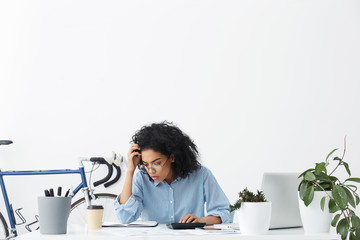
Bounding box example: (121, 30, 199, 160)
(230, 188, 271, 235)
(298, 140, 360, 240)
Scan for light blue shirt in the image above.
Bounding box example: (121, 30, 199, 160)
(114, 165, 233, 224)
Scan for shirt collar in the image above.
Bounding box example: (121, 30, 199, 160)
(151, 176, 181, 187)
(152, 180, 161, 187)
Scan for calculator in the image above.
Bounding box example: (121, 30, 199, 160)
(167, 222, 206, 229)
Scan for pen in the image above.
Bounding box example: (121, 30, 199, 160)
(64, 189, 70, 197)
(44, 189, 50, 197)
(57, 187, 62, 196)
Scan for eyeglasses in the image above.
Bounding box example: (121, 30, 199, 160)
(141, 157, 170, 172)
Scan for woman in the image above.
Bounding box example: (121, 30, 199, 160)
(115, 121, 233, 225)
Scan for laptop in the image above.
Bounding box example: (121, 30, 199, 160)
(261, 172, 303, 229)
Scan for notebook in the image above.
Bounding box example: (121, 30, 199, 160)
(261, 172, 303, 229)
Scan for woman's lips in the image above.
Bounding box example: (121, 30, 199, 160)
(151, 176, 159, 180)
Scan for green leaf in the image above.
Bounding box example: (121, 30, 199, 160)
(229, 200, 241, 212)
(333, 185, 348, 209)
(345, 178, 360, 183)
(299, 182, 308, 200)
(330, 176, 339, 182)
(298, 169, 315, 178)
(316, 172, 332, 182)
(332, 214, 341, 227)
(303, 185, 314, 206)
(334, 156, 342, 161)
(350, 232, 356, 240)
(352, 216, 360, 228)
(329, 198, 341, 213)
(343, 162, 351, 176)
(320, 196, 326, 211)
(337, 218, 349, 240)
(318, 183, 332, 191)
(352, 230, 360, 240)
(315, 162, 327, 174)
(343, 186, 356, 208)
(355, 228, 360, 240)
(304, 171, 316, 181)
(356, 195, 360, 205)
(347, 185, 358, 192)
(326, 148, 339, 161)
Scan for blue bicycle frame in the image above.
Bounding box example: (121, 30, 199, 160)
(0, 162, 89, 238)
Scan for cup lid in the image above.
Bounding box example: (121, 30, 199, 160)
(87, 205, 104, 209)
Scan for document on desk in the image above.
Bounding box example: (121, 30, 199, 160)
(100, 224, 240, 237)
(102, 220, 158, 227)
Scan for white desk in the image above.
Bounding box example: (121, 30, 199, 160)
(16, 224, 340, 240)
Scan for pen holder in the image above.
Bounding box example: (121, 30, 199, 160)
(38, 196, 71, 234)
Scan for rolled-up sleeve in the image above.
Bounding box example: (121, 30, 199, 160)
(203, 168, 234, 223)
(114, 171, 144, 223)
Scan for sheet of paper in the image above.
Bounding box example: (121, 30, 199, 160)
(102, 220, 158, 227)
(100, 224, 241, 237)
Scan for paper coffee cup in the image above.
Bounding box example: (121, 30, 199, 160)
(87, 205, 104, 229)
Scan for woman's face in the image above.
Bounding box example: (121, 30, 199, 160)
(141, 149, 175, 184)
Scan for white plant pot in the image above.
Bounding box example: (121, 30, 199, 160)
(237, 202, 272, 235)
(298, 191, 333, 233)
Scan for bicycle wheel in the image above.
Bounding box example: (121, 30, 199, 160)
(0, 212, 9, 240)
(69, 193, 118, 225)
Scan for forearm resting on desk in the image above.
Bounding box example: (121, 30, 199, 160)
(179, 213, 222, 225)
(199, 216, 221, 225)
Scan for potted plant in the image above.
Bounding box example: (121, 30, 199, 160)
(230, 188, 271, 235)
(298, 140, 360, 240)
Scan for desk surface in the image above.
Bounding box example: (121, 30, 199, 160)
(16, 224, 340, 240)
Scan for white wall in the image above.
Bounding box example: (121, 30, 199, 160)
(1, 0, 360, 234)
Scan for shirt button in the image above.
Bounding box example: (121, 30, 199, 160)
(170, 200, 173, 203)
(171, 216, 173, 218)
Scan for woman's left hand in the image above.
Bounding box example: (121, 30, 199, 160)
(179, 214, 204, 223)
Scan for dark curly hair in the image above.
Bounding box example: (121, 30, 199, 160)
(132, 121, 200, 179)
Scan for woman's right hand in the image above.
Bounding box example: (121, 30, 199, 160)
(120, 144, 141, 205)
(127, 144, 141, 172)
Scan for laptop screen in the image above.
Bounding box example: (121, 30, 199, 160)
(261, 172, 303, 229)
